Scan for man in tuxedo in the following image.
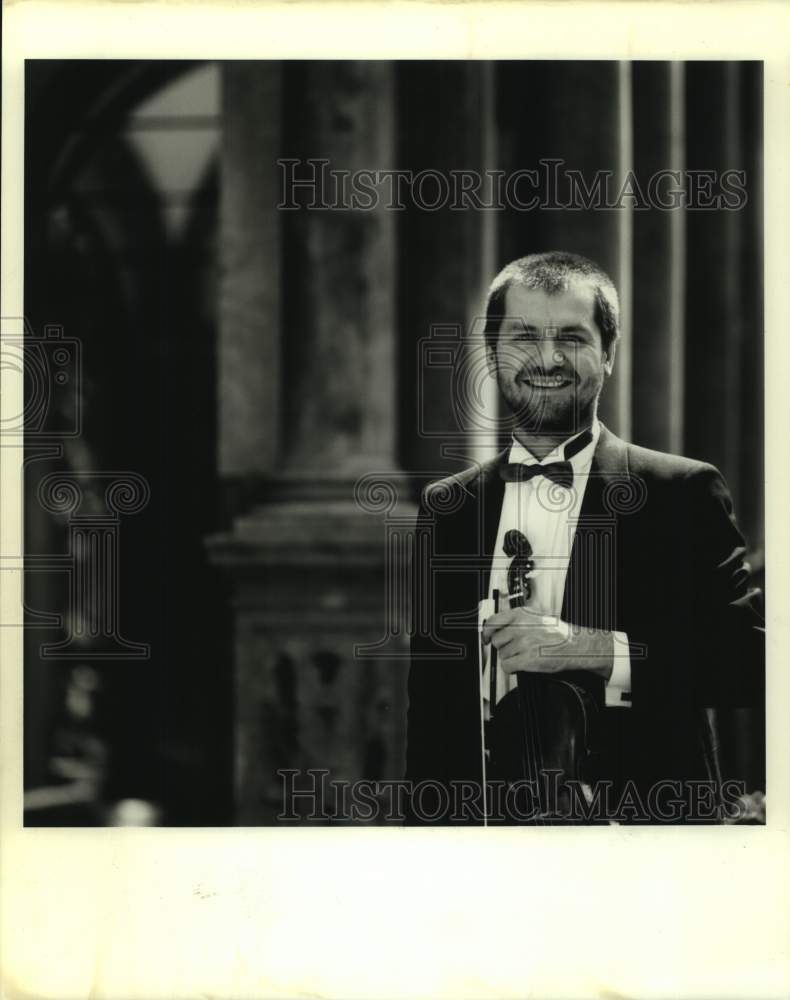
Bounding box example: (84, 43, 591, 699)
(405, 251, 764, 824)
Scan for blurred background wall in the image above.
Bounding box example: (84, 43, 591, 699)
(22, 60, 763, 825)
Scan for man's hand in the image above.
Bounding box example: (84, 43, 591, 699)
(481, 606, 614, 681)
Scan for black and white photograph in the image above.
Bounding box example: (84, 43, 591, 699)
(3, 3, 789, 997)
(19, 57, 766, 828)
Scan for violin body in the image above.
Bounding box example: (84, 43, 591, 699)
(483, 529, 603, 824)
(487, 673, 602, 824)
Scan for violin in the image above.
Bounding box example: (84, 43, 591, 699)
(484, 529, 602, 824)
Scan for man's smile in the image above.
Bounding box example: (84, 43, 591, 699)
(518, 372, 574, 389)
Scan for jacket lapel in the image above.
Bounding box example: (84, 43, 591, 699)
(429, 452, 506, 637)
(476, 450, 507, 602)
(561, 424, 630, 630)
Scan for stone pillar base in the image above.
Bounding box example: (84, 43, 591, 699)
(208, 486, 415, 825)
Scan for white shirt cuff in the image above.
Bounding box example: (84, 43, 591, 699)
(605, 630, 632, 708)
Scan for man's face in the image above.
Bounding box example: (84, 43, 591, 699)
(486, 280, 614, 436)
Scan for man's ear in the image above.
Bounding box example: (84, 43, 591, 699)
(485, 344, 498, 379)
(603, 340, 617, 376)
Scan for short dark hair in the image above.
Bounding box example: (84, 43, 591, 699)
(483, 251, 620, 357)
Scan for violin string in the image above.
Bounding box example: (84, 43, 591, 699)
(532, 682, 547, 823)
(513, 577, 546, 824)
(527, 678, 546, 825)
(520, 561, 547, 824)
(509, 591, 548, 825)
(479, 618, 489, 828)
(515, 670, 542, 825)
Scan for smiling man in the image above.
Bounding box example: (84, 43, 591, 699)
(485, 258, 616, 451)
(405, 251, 765, 825)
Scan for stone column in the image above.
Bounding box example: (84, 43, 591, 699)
(498, 61, 631, 436)
(398, 61, 500, 477)
(209, 62, 411, 824)
(277, 62, 396, 486)
(631, 62, 686, 454)
(218, 63, 282, 480)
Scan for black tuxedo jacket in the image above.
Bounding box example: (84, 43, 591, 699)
(405, 425, 765, 822)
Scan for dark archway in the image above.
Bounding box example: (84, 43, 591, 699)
(24, 61, 230, 825)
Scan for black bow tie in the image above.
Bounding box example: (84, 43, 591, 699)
(499, 460, 574, 488)
(499, 426, 594, 489)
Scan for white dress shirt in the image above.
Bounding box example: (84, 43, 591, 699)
(479, 418, 632, 719)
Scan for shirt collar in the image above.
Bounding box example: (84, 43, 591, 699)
(507, 417, 600, 468)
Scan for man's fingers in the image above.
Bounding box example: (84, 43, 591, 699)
(482, 606, 542, 644)
(499, 648, 553, 674)
(491, 625, 520, 651)
(495, 626, 554, 655)
(489, 619, 544, 650)
(481, 609, 514, 644)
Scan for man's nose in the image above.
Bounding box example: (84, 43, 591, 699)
(533, 335, 567, 371)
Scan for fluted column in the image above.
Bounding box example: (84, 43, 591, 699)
(279, 61, 396, 485)
(218, 62, 282, 480)
(397, 61, 500, 477)
(631, 61, 686, 454)
(209, 62, 410, 824)
(497, 61, 632, 437)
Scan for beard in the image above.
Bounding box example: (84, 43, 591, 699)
(497, 366, 604, 437)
